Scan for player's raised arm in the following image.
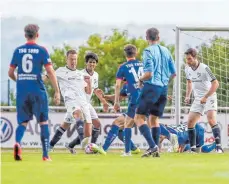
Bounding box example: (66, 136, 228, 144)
(84, 75, 92, 94)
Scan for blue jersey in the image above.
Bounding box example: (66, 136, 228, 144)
(166, 123, 204, 146)
(116, 59, 143, 104)
(120, 83, 129, 97)
(10, 42, 52, 94)
(142, 44, 176, 86)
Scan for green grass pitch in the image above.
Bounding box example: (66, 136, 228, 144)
(1, 150, 229, 184)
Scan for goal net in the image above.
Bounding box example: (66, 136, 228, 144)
(173, 27, 229, 125)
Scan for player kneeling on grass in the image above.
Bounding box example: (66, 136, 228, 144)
(45, 50, 105, 155)
(160, 122, 217, 153)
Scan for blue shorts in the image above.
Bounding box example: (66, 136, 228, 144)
(136, 83, 168, 116)
(126, 102, 137, 119)
(16, 92, 49, 124)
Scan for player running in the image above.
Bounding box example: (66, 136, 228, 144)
(8, 24, 60, 161)
(110, 44, 144, 156)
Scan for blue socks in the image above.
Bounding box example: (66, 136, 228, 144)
(124, 128, 132, 153)
(40, 124, 50, 158)
(118, 130, 137, 151)
(139, 124, 156, 148)
(102, 125, 119, 151)
(15, 125, 26, 144)
(151, 127, 161, 146)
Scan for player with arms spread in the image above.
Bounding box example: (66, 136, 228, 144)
(8, 24, 60, 161)
(184, 48, 223, 153)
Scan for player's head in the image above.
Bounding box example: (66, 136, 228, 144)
(85, 52, 98, 72)
(146, 28, 160, 43)
(185, 48, 198, 67)
(24, 24, 39, 41)
(124, 44, 137, 59)
(66, 49, 78, 70)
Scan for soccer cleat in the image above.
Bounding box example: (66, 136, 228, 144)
(121, 152, 132, 157)
(141, 146, 160, 158)
(65, 143, 76, 154)
(93, 145, 107, 155)
(170, 133, 179, 152)
(81, 137, 90, 149)
(216, 146, 224, 153)
(43, 157, 52, 161)
(131, 147, 141, 154)
(14, 143, 22, 161)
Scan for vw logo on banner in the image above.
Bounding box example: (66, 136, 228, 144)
(0, 117, 14, 143)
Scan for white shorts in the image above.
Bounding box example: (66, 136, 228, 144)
(190, 94, 217, 115)
(88, 103, 98, 120)
(64, 101, 92, 124)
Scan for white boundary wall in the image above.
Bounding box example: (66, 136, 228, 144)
(1, 111, 228, 149)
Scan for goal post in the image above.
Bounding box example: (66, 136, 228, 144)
(175, 26, 229, 125)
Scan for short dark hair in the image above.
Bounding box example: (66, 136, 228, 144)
(185, 48, 197, 58)
(124, 44, 137, 58)
(146, 27, 159, 41)
(24, 24, 39, 39)
(85, 52, 98, 63)
(66, 49, 77, 57)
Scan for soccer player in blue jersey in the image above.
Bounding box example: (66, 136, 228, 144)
(8, 24, 60, 161)
(160, 123, 216, 153)
(112, 44, 144, 156)
(101, 83, 140, 154)
(135, 28, 176, 157)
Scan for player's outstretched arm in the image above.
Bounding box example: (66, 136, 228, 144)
(8, 67, 17, 81)
(94, 89, 109, 112)
(45, 65, 60, 105)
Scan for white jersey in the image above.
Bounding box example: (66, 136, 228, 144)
(81, 69, 99, 102)
(185, 63, 217, 98)
(56, 66, 87, 103)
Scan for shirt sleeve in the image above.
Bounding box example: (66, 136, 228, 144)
(116, 65, 124, 80)
(42, 47, 52, 66)
(205, 66, 216, 82)
(184, 67, 190, 80)
(120, 84, 128, 96)
(142, 49, 154, 73)
(10, 49, 18, 68)
(168, 55, 176, 75)
(94, 74, 99, 89)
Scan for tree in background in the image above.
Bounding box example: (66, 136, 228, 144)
(47, 29, 175, 106)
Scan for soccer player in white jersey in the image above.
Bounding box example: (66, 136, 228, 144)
(49, 50, 94, 150)
(184, 48, 223, 153)
(66, 52, 109, 152)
